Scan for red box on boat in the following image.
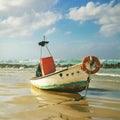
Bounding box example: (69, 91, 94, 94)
(40, 56, 56, 76)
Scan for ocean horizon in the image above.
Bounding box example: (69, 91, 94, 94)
(0, 58, 120, 65)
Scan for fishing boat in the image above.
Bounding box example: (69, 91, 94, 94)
(31, 36, 101, 93)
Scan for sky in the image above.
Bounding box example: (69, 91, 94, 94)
(0, 0, 120, 60)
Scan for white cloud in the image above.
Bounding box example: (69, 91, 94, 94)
(45, 27, 56, 35)
(0, 0, 58, 15)
(67, 0, 120, 37)
(0, 0, 61, 37)
(0, 11, 61, 37)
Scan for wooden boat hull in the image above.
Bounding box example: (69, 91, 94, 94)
(31, 64, 90, 92)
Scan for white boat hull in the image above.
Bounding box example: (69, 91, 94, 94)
(31, 64, 90, 92)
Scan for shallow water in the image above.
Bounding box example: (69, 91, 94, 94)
(0, 68, 120, 120)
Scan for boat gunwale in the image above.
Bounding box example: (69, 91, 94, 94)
(31, 68, 68, 80)
(31, 63, 83, 80)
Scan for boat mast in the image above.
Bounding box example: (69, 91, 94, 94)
(38, 36, 52, 58)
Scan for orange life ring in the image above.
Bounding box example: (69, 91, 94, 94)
(82, 56, 101, 74)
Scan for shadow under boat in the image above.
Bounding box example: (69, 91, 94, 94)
(31, 86, 84, 101)
(31, 86, 92, 120)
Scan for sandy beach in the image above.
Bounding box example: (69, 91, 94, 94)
(0, 68, 120, 120)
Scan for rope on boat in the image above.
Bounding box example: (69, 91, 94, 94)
(84, 71, 91, 97)
(73, 76, 90, 101)
(45, 44, 52, 56)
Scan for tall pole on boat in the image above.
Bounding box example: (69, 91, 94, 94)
(40, 35, 45, 58)
(43, 35, 45, 41)
(38, 36, 52, 58)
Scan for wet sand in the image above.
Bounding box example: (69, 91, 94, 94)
(0, 68, 120, 120)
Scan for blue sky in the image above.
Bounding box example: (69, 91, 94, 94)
(0, 0, 120, 60)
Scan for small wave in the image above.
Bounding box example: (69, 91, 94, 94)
(0, 58, 120, 68)
(96, 73, 120, 77)
(100, 59, 120, 64)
